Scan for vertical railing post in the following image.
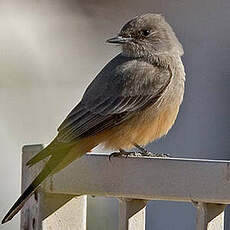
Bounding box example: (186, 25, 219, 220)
(20, 144, 87, 230)
(193, 202, 224, 230)
(21, 144, 44, 230)
(118, 198, 147, 230)
(195, 202, 208, 230)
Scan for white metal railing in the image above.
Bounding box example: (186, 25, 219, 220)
(20, 144, 229, 230)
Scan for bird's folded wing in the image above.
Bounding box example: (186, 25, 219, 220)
(57, 55, 171, 143)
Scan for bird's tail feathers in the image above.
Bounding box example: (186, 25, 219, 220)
(1, 155, 57, 224)
(2, 138, 96, 224)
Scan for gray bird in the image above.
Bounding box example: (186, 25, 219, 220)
(2, 13, 185, 224)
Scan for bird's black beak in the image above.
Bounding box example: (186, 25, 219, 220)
(106, 36, 132, 44)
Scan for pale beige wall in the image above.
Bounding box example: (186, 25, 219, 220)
(0, 2, 115, 229)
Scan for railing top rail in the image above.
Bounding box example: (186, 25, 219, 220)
(32, 152, 230, 204)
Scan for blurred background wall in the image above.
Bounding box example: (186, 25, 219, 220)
(0, 0, 229, 229)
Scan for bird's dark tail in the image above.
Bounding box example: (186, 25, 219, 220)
(1, 154, 59, 224)
(2, 137, 96, 224)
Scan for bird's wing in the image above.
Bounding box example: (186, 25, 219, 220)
(1, 56, 172, 224)
(57, 54, 171, 143)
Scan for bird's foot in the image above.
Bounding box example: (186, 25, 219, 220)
(109, 145, 171, 160)
(134, 144, 171, 158)
(109, 149, 136, 160)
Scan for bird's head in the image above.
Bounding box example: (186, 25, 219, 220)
(107, 13, 183, 58)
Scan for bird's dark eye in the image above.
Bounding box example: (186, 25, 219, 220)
(142, 29, 151, 36)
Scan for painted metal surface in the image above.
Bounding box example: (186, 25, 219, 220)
(20, 145, 227, 229)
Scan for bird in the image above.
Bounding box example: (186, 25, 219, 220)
(2, 13, 185, 224)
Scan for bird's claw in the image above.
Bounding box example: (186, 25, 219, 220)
(109, 149, 135, 161)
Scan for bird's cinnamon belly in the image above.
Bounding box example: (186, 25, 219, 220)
(100, 103, 180, 150)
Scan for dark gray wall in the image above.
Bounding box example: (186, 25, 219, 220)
(0, 1, 229, 230)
